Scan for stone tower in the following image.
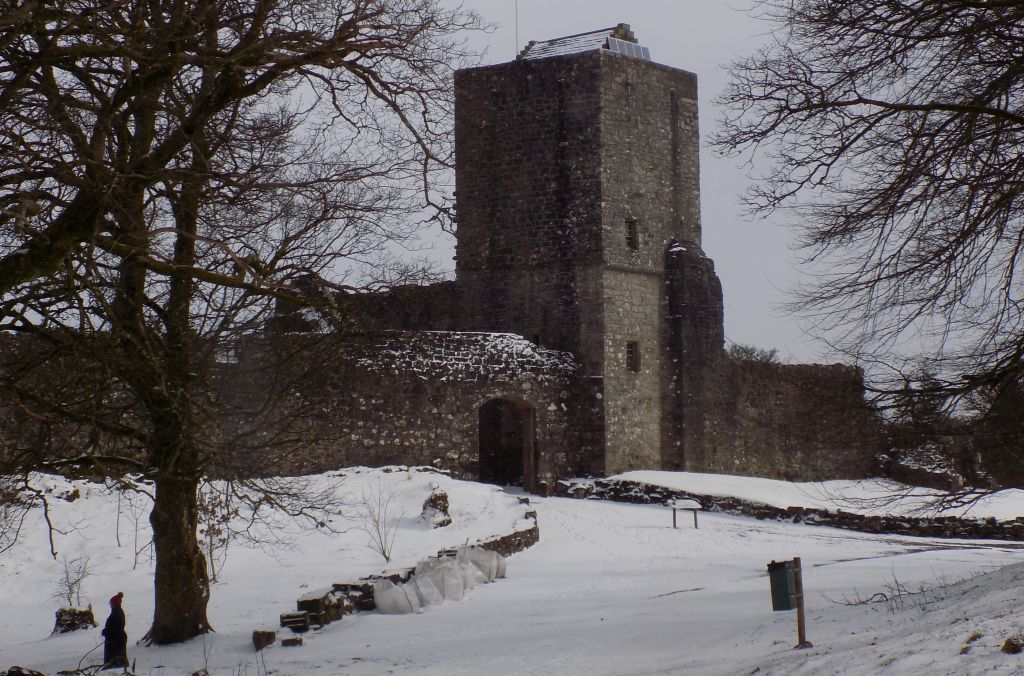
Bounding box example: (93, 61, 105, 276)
(454, 25, 721, 475)
(250, 26, 878, 486)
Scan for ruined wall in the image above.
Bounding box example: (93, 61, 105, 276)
(270, 282, 461, 334)
(699, 359, 882, 480)
(227, 332, 593, 488)
(662, 241, 725, 471)
(660, 240, 879, 481)
(339, 282, 462, 332)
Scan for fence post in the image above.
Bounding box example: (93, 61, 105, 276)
(793, 557, 812, 648)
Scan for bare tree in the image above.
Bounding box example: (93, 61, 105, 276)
(357, 479, 406, 563)
(713, 2, 1024, 409)
(52, 554, 91, 608)
(0, 473, 34, 555)
(0, 0, 482, 644)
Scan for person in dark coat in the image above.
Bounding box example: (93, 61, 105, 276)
(101, 592, 128, 670)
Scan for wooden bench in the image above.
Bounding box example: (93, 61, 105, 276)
(666, 499, 702, 529)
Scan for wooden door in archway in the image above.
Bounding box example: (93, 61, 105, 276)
(478, 399, 537, 489)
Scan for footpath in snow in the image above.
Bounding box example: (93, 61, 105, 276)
(2, 470, 1024, 675)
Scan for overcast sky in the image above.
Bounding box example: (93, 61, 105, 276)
(442, 1, 827, 362)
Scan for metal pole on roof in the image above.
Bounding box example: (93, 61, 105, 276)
(515, 0, 519, 56)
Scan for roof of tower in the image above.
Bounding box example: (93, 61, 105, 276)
(518, 23, 652, 62)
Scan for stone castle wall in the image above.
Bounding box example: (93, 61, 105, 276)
(340, 282, 462, 332)
(226, 332, 595, 487)
(597, 53, 701, 254)
(660, 242, 879, 481)
(596, 54, 701, 474)
(300, 46, 883, 486)
(600, 267, 664, 473)
(453, 54, 604, 358)
(700, 359, 881, 480)
(662, 242, 725, 471)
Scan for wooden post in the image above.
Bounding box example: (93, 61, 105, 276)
(793, 557, 812, 648)
(693, 510, 698, 529)
(672, 508, 677, 529)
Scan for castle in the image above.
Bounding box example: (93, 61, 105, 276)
(261, 25, 881, 491)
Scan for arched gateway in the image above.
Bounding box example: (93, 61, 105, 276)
(478, 399, 537, 489)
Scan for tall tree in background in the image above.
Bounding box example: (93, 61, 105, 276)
(965, 371, 1024, 486)
(713, 1, 1024, 404)
(0, 0, 480, 644)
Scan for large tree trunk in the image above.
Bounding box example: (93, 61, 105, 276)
(144, 149, 212, 645)
(146, 475, 211, 644)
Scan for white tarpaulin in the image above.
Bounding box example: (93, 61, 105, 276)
(409, 573, 444, 607)
(413, 557, 481, 600)
(456, 547, 506, 583)
(373, 579, 422, 615)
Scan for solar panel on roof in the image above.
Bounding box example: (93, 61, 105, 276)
(520, 27, 652, 62)
(606, 37, 652, 62)
(521, 27, 616, 60)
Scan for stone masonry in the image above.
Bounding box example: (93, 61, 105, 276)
(262, 25, 883, 488)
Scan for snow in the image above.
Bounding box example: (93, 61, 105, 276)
(616, 470, 1024, 520)
(353, 331, 576, 380)
(2, 469, 1024, 675)
(666, 498, 702, 510)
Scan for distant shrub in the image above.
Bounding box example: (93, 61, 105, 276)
(726, 343, 780, 364)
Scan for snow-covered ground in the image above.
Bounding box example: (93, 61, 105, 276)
(616, 470, 1024, 520)
(2, 469, 1024, 675)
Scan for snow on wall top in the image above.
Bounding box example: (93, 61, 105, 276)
(352, 331, 577, 383)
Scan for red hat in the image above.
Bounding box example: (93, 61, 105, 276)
(110, 592, 123, 607)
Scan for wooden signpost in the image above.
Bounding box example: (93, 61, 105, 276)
(767, 556, 812, 649)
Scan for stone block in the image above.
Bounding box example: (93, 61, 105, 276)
(279, 611, 310, 633)
(333, 583, 376, 611)
(252, 629, 276, 651)
(421, 490, 452, 528)
(52, 606, 96, 634)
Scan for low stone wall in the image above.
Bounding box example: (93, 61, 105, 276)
(556, 477, 1024, 541)
(270, 502, 541, 641)
(477, 517, 540, 557)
